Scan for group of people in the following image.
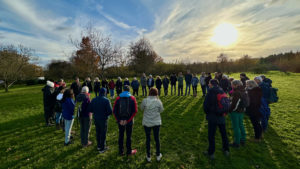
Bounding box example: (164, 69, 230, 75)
(42, 71, 276, 161)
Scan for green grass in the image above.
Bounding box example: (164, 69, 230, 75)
(0, 71, 299, 169)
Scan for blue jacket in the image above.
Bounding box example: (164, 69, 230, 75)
(131, 80, 140, 90)
(162, 78, 169, 88)
(88, 95, 112, 120)
(259, 82, 271, 100)
(62, 98, 75, 120)
(191, 77, 199, 86)
(124, 80, 130, 86)
(185, 74, 193, 84)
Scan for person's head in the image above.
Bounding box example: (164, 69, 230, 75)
(75, 77, 79, 83)
(149, 87, 158, 97)
(149, 75, 152, 78)
(47, 80, 54, 88)
(125, 78, 128, 81)
(246, 80, 258, 90)
(179, 72, 182, 76)
(143, 73, 146, 77)
(222, 75, 227, 79)
(95, 77, 99, 82)
(134, 77, 137, 80)
(229, 77, 234, 82)
(201, 72, 205, 76)
(207, 72, 211, 76)
(254, 76, 263, 84)
(99, 87, 107, 96)
(164, 75, 167, 78)
(81, 86, 89, 94)
(118, 77, 121, 80)
(187, 70, 190, 74)
(110, 79, 114, 82)
(58, 79, 64, 85)
(156, 76, 161, 80)
(209, 79, 219, 88)
(86, 77, 91, 81)
(123, 85, 130, 92)
(63, 89, 74, 101)
(231, 80, 243, 89)
(240, 73, 246, 78)
(260, 75, 266, 80)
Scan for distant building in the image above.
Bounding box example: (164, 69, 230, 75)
(38, 77, 45, 80)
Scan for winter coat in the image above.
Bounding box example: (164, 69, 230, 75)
(70, 82, 81, 97)
(192, 77, 199, 86)
(42, 85, 55, 111)
(185, 73, 192, 84)
(162, 78, 169, 89)
(124, 80, 130, 86)
(102, 80, 109, 89)
(140, 96, 164, 127)
(62, 98, 75, 120)
(141, 77, 147, 87)
(94, 81, 101, 93)
(76, 93, 91, 117)
(178, 76, 184, 86)
(131, 80, 140, 90)
(170, 75, 177, 85)
(155, 79, 162, 89)
(109, 81, 115, 89)
(259, 82, 271, 100)
(88, 94, 112, 121)
(147, 78, 154, 88)
(82, 81, 93, 93)
(246, 87, 262, 118)
(200, 76, 206, 86)
(229, 86, 247, 113)
(116, 80, 122, 91)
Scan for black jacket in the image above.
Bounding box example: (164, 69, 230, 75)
(42, 85, 55, 110)
(162, 78, 169, 88)
(246, 87, 262, 118)
(185, 73, 192, 84)
(94, 81, 101, 92)
(205, 75, 212, 86)
(170, 75, 177, 85)
(70, 82, 81, 97)
(82, 81, 93, 93)
(155, 79, 162, 89)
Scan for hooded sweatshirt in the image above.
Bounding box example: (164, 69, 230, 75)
(140, 96, 164, 127)
(113, 91, 138, 124)
(88, 88, 112, 120)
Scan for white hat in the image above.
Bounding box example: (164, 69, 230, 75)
(47, 80, 54, 88)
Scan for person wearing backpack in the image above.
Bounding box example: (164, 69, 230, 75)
(113, 85, 138, 156)
(203, 79, 230, 160)
(229, 80, 248, 148)
(76, 86, 92, 147)
(88, 88, 112, 153)
(140, 88, 164, 162)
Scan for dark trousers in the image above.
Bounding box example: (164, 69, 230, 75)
(192, 86, 197, 95)
(44, 108, 53, 125)
(118, 123, 133, 154)
(133, 89, 139, 96)
(164, 88, 168, 96)
(201, 85, 206, 96)
(171, 84, 176, 95)
(157, 88, 161, 96)
(208, 120, 229, 155)
(94, 119, 108, 150)
(178, 85, 183, 96)
(249, 115, 262, 139)
(95, 91, 98, 97)
(185, 83, 191, 96)
(142, 86, 147, 96)
(144, 126, 160, 157)
(80, 116, 91, 145)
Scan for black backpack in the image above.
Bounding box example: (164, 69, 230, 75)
(119, 97, 130, 119)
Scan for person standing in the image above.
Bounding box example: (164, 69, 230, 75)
(76, 86, 92, 147)
(42, 80, 55, 126)
(155, 76, 162, 96)
(88, 88, 112, 153)
(101, 78, 109, 96)
(162, 75, 169, 96)
(220, 75, 230, 93)
(177, 72, 184, 96)
(205, 73, 212, 93)
(203, 79, 229, 159)
(62, 89, 76, 146)
(131, 77, 140, 96)
(54, 87, 65, 130)
(200, 72, 206, 97)
(240, 73, 249, 88)
(116, 77, 123, 96)
(124, 78, 130, 86)
(261, 75, 272, 87)
(170, 73, 177, 95)
(70, 77, 81, 98)
(108, 79, 115, 99)
(191, 74, 199, 96)
(147, 75, 154, 90)
(94, 77, 101, 97)
(141, 73, 148, 96)
(185, 70, 193, 96)
(140, 88, 164, 162)
(82, 77, 93, 94)
(246, 80, 263, 142)
(113, 86, 138, 156)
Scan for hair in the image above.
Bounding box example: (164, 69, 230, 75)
(260, 75, 266, 79)
(246, 80, 258, 90)
(229, 77, 234, 81)
(86, 77, 91, 81)
(62, 89, 74, 102)
(123, 85, 130, 91)
(125, 78, 129, 81)
(149, 87, 158, 96)
(254, 76, 263, 83)
(231, 80, 243, 87)
(95, 77, 99, 81)
(156, 76, 161, 79)
(58, 79, 64, 83)
(81, 86, 89, 93)
(209, 79, 219, 86)
(134, 77, 137, 80)
(240, 73, 246, 77)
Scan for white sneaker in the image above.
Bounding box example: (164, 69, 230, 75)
(156, 153, 162, 161)
(146, 156, 151, 162)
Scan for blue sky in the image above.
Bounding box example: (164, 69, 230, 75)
(1, 0, 300, 66)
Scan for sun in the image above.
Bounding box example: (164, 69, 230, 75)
(211, 23, 238, 47)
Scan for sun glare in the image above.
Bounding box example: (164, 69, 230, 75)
(211, 23, 238, 47)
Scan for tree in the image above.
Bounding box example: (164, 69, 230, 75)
(0, 45, 35, 92)
(45, 60, 75, 80)
(128, 37, 163, 73)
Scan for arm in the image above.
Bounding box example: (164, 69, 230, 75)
(127, 96, 138, 123)
(159, 100, 164, 113)
(229, 92, 239, 112)
(140, 99, 146, 111)
(112, 97, 120, 122)
(106, 99, 113, 116)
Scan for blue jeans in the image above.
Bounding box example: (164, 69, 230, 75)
(110, 89, 114, 97)
(64, 119, 74, 143)
(55, 112, 62, 124)
(185, 83, 191, 96)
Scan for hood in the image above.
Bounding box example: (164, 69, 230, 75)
(76, 93, 87, 102)
(47, 80, 54, 88)
(99, 88, 107, 96)
(56, 93, 63, 100)
(120, 91, 131, 97)
(145, 96, 159, 110)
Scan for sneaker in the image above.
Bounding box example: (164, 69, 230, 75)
(203, 151, 215, 160)
(99, 147, 109, 154)
(229, 143, 240, 148)
(146, 156, 151, 162)
(64, 141, 72, 146)
(156, 153, 162, 161)
(128, 149, 137, 156)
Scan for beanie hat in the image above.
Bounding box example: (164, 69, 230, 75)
(47, 80, 54, 88)
(99, 87, 107, 96)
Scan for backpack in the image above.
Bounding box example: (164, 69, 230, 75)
(240, 92, 250, 109)
(216, 93, 230, 115)
(119, 97, 130, 119)
(268, 87, 278, 104)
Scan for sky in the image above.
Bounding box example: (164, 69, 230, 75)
(1, 0, 300, 66)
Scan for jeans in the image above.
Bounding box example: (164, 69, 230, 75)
(118, 123, 133, 155)
(171, 84, 176, 95)
(185, 83, 191, 96)
(208, 120, 229, 155)
(230, 112, 246, 144)
(55, 112, 62, 124)
(142, 86, 147, 96)
(64, 119, 74, 143)
(144, 126, 160, 157)
(110, 89, 114, 97)
(192, 85, 197, 95)
(178, 85, 183, 96)
(80, 116, 91, 145)
(201, 85, 206, 96)
(95, 91, 98, 97)
(249, 115, 262, 139)
(94, 119, 108, 150)
(164, 88, 168, 96)
(133, 89, 139, 96)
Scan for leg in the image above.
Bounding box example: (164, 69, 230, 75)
(171, 85, 173, 95)
(118, 124, 125, 154)
(65, 119, 74, 143)
(80, 117, 85, 145)
(208, 120, 217, 155)
(250, 115, 262, 139)
(144, 126, 151, 157)
(239, 113, 246, 142)
(218, 123, 229, 151)
(185, 83, 188, 96)
(153, 126, 161, 156)
(99, 120, 108, 150)
(230, 112, 241, 144)
(126, 123, 133, 154)
(94, 120, 101, 148)
(174, 84, 176, 95)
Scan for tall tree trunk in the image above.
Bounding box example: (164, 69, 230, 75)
(4, 81, 8, 92)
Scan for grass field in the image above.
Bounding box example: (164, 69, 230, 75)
(0, 71, 299, 169)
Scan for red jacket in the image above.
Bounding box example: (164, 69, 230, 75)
(109, 81, 115, 89)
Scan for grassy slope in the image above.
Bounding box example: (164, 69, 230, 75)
(0, 71, 299, 169)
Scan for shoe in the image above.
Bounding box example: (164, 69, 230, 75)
(156, 153, 162, 161)
(229, 143, 240, 148)
(99, 147, 109, 154)
(203, 151, 215, 160)
(146, 156, 151, 162)
(119, 152, 125, 156)
(64, 141, 72, 146)
(128, 149, 137, 156)
(223, 150, 230, 156)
